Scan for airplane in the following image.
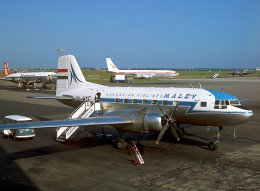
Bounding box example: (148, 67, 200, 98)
(0, 55, 253, 151)
(0, 62, 57, 88)
(227, 70, 255, 77)
(106, 58, 179, 78)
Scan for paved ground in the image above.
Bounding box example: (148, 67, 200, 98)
(0, 78, 259, 191)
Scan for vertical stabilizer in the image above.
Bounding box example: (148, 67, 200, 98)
(106, 58, 119, 73)
(3, 62, 12, 77)
(56, 55, 101, 96)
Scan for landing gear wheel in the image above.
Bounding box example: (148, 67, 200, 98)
(208, 142, 218, 151)
(180, 128, 185, 135)
(117, 139, 128, 150)
(176, 128, 185, 139)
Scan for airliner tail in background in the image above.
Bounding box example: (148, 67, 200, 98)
(3, 62, 12, 77)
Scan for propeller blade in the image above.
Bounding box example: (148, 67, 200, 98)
(174, 101, 179, 113)
(156, 125, 168, 144)
(169, 101, 179, 119)
(156, 102, 164, 115)
(169, 123, 180, 142)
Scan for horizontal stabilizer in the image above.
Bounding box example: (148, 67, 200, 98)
(0, 116, 132, 130)
(27, 95, 73, 100)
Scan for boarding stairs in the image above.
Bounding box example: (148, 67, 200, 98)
(38, 77, 48, 88)
(212, 73, 219, 79)
(56, 100, 102, 142)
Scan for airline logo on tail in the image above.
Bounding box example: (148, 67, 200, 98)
(57, 62, 83, 85)
(69, 63, 83, 84)
(3, 62, 12, 77)
(106, 58, 119, 72)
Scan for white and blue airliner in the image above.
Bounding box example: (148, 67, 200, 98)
(0, 55, 253, 150)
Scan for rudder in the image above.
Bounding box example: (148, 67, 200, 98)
(106, 58, 119, 72)
(56, 55, 99, 96)
(3, 62, 12, 77)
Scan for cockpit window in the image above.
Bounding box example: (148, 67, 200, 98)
(215, 99, 240, 109)
(230, 100, 240, 105)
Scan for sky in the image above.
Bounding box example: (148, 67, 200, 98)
(0, 0, 260, 69)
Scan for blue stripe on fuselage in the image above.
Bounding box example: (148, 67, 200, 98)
(99, 97, 247, 115)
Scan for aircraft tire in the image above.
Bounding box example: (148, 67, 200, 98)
(208, 142, 218, 151)
(117, 139, 127, 150)
(13, 134, 17, 141)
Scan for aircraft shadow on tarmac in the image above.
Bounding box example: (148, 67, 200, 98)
(0, 144, 39, 191)
(5, 138, 105, 161)
(3, 130, 211, 162)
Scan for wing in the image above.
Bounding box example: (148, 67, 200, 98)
(227, 72, 236, 75)
(0, 116, 132, 130)
(28, 95, 73, 100)
(242, 71, 255, 75)
(0, 77, 12, 81)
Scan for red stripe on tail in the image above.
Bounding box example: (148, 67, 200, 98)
(3, 62, 12, 77)
(57, 69, 68, 73)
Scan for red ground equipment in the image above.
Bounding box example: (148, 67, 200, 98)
(130, 142, 144, 165)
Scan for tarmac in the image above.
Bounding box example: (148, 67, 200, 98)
(0, 78, 260, 191)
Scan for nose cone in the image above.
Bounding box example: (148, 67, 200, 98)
(244, 110, 253, 120)
(240, 105, 253, 122)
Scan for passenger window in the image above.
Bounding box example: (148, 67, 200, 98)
(123, 99, 128, 103)
(143, 100, 147, 104)
(152, 100, 157, 104)
(133, 99, 137, 104)
(163, 100, 168, 105)
(115, 98, 119, 103)
(200, 102, 207, 107)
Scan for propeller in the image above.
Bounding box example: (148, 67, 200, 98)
(155, 102, 180, 144)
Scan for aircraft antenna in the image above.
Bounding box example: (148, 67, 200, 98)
(221, 88, 224, 93)
(199, 82, 202, 89)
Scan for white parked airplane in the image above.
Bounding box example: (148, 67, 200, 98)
(0, 62, 57, 88)
(0, 55, 253, 150)
(106, 58, 179, 78)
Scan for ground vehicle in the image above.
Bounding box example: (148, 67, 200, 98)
(2, 115, 35, 140)
(110, 75, 133, 83)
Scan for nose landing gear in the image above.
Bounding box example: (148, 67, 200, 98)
(208, 127, 222, 151)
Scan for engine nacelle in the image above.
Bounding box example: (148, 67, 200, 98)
(103, 109, 164, 133)
(144, 111, 163, 132)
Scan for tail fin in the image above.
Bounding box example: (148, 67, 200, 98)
(56, 55, 102, 96)
(106, 58, 119, 73)
(3, 62, 12, 77)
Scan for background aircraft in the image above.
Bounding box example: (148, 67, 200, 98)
(106, 58, 179, 78)
(0, 55, 253, 151)
(227, 70, 255, 77)
(0, 62, 57, 88)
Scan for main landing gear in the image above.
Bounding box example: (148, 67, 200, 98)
(117, 132, 128, 150)
(208, 127, 222, 151)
